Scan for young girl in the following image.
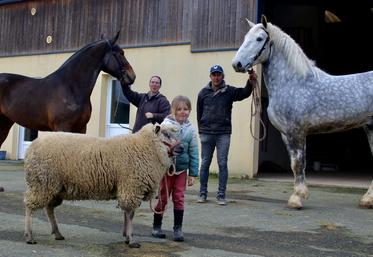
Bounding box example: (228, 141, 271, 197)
(152, 95, 199, 242)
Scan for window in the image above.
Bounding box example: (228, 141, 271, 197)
(110, 80, 130, 124)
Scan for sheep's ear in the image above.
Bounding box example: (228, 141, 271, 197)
(154, 124, 161, 134)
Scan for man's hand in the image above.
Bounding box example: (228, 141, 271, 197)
(248, 69, 258, 82)
(145, 112, 154, 119)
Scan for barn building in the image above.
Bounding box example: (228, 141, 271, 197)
(0, 0, 372, 179)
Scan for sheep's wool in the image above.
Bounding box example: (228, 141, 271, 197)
(24, 123, 174, 211)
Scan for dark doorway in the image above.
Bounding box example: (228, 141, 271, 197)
(258, 0, 373, 175)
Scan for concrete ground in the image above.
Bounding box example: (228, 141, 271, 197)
(1, 161, 373, 257)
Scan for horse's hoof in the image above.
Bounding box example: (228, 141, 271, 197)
(55, 236, 65, 240)
(287, 202, 303, 210)
(129, 242, 141, 248)
(359, 201, 373, 209)
(0, 187, 4, 192)
(287, 195, 303, 209)
(26, 240, 37, 244)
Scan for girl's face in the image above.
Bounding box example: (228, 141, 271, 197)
(175, 102, 190, 124)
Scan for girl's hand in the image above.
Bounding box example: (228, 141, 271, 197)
(187, 176, 195, 186)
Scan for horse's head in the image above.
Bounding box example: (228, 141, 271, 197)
(232, 15, 272, 73)
(102, 31, 136, 85)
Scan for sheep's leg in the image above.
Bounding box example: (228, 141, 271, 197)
(45, 204, 64, 240)
(24, 207, 36, 244)
(360, 125, 373, 208)
(281, 133, 309, 209)
(123, 210, 140, 248)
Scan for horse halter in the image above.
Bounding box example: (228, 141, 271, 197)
(105, 39, 128, 84)
(252, 28, 272, 64)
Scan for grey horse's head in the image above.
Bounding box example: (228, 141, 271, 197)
(232, 15, 271, 72)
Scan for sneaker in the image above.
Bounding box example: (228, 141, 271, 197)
(216, 196, 226, 206)
(197, 194, 207, 203)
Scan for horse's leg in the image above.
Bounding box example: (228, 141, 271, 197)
(360, 125, 373, 208)
(0, 115, 14, 192)
(0, 115, 15, 147)
(281, 133, 309, 209)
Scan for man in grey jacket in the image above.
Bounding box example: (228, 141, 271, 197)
(196, 65, 257, 205)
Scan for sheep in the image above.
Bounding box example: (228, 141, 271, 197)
(23, 123, 180, 248)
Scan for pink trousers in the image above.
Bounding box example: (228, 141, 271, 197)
(155, 171, 187, 212)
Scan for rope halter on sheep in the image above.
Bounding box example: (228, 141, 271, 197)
(162, 139, 181, 176)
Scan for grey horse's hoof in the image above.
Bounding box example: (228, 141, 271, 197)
(359, 202, 373, 209)
(287, 202, 303, 210)
(26, 240, 37, 244)
(0, 187, 4, 192)
(287, 194, 303, 209)
(55, 236, 65, 240)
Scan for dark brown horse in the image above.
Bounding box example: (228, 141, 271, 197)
(0, 31, 136, 147)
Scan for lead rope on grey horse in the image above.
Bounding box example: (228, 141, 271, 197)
(249, 69, 267, 141)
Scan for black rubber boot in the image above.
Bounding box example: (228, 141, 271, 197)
(173, 209, 184, 242)
(152, 213, 166, 238)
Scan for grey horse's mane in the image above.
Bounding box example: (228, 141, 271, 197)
(267, 23, 319, 78)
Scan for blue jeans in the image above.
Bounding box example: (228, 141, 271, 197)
(199, 133, 231, 198)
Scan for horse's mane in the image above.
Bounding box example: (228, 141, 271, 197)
(58, 40, 107, 70)
(267, 23, 319, 78)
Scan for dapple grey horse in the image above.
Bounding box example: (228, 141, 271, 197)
(232, 15, 373, 209)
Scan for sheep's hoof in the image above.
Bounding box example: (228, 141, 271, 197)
(129, 242, 141, 248)
(25, 233, 36, 244)
(26, 240, 37, 244)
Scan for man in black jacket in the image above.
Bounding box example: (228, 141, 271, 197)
(196, 65, 257, 205)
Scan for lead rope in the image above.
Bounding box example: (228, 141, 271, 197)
(149, 175, 169, 215)
(149, 148, 177, 214)
(249, 69, 267, 141)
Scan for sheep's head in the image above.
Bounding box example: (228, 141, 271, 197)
(155, 123, 183, 157)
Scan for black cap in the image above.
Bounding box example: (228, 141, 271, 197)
(210, 65, 224, 74)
